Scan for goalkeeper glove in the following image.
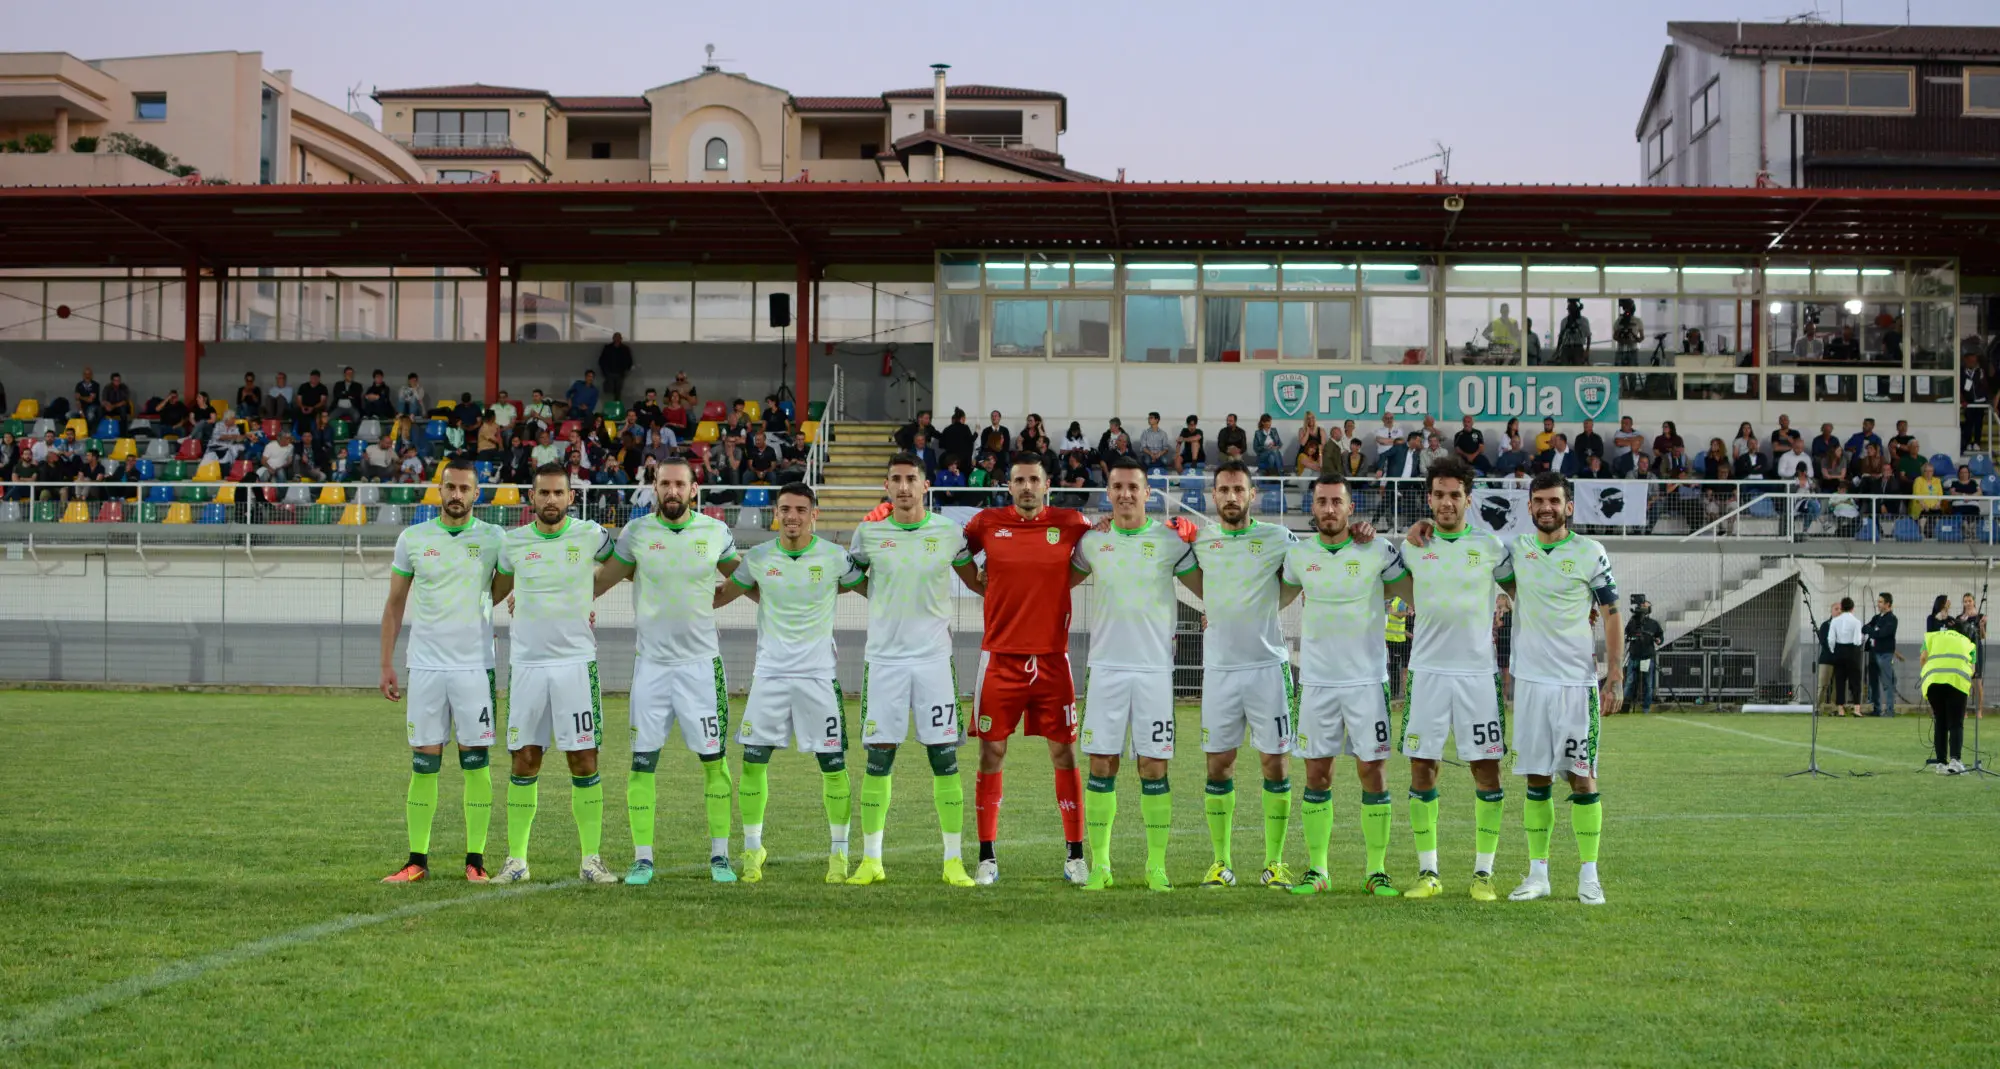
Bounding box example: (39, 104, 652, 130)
(863, 501, 893, 523)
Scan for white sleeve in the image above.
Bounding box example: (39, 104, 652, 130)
(1070, 537, 1093, 574)
(847, 525, 871, 571)
(391, 532, 414, 577)
(612, 522, 639, 565)
(593, 525, 615, 562)
(1491, 537, 1515, 582)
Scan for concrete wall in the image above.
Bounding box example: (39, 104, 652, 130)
(647, 72, 792, 182)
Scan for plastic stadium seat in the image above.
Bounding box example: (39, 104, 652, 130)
(303, 504, 336, 525)
(373, 505, 404, 526)
(735, 508, 762, 530)
(144, 438, 173, 460)
(475, 462, 497, 483)
(778, 401, 795, 420)
(11, 399, 38, 421)
(601, 401, 625, 420)
(110, 438, 137, 462)
(491, 485, 521, 506)
(687, 442, 711, 462)
(136, 502, 166, 523)
(1970, 455, 1996, 479)
(94, 499, 125, 523)
(256, 419, 277, 440)
(65, 418, 90, 440)
(357, 419, 382, 441)
(742, 488, 771, 507)
(702, 506, 726, 522)
(1853, 518, 1876, 542)
(356, 484, 381, 505)
(214, 484, 237, 505)
(160, 461, 190, 482)
(702, 400, 728, 422)
(799, 421, 820, 444)
(175, 437, 202, 461)
(193, 460, 222, 483)
(1983, 475, 2000, 497)
(1892, 517, 1923, 542)
(95, 419, 120, 439)
(134, 459, 157, 481)
(210, 399, 230, 419)
(1258, 487, 1284, 514)
(1181, 488, 1207, 513)
(164, 503, 193, 525)
(143, 485, 171, 503)
(1936, 516, 1965, 543)
(424, 419, 447, 442)
(317, 485, 346, 505)
(693, 421, 720, 443)
(227, 460, 252, 482)
(386, 486, 417, 505)
(1930, 454, 1954, 476)
(265, 504, 297, 525)
(199, 504, 227, 524)
(742, 399, 761, 421)
(806, 400, 825, 421)
(60, 500, 91, 523)
(332, 420, 352, 440)
(412, 505, 439, 525)
(283, 484, 313, 506)
(346, 439, 364, 462)
(557, 420, 581, 440)
(517, 507, 537, 527)
(418, 485, 444, 505)
(177, 486, 213, 504)
(1747, 496, 1777, 518)
(0, 501, 19, 523)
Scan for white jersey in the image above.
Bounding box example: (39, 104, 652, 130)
(1191, 521, 1294, 668)
(391, 517, 504, 670)
(614, 510, 738, 665)
(1507, 531, 1618, 686)
(732, 536, 864, 678)
(1281, 535, 1407, 686)
(1072, 519, 1196, 671)
(498, 518, 613, 666)
(848, 512, 970, 665)
(1402, 526, 1513, 677)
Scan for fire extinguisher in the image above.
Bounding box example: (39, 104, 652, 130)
(881, 349, 895, 377)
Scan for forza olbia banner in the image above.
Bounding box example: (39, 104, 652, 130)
(1266, 369, 1616, 424)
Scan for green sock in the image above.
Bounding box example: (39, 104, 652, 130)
(1360, 790, 1392, 875)
(701, 759, 733, 843)
(1474, 788, 1505, 872)
(1139, 777, 1172, 872)
(571, 773, 603, 858)
(1409, 787, 1439, 867)
(406, 764, 440, 855)
(821, 768, 852, 830)
(506, 774, 539, 862)
(932, 765, 964, 843)
(1301, 787, 1333, 874)
(1204, 779, 1235, 868)
(1570, 792, 1603, 863)
(739, 760, 770, 831)
(627, 770, 656, 851)
(1524, 785, 1554, 862)
(860, 773, 893, 837)
(460, 755, 491, 856)
(1086, 774, 1117, 870)
(1261, 778, 1291, 867)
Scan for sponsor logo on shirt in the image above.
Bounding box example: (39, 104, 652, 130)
(1306, 562, 1322, 573)
(1209, 540, 1224, 550)
(1525, 551, 1540, 560)
(422, 547, 440, 558)
(525, 551, 543, 562)
(882, 539, 897, 549)
(994, 529, 1014, 539)
(648, 540, 665, 551)
(1098, 543, 1114, 553)
(1421, 552, 1439, 561)
(766, 566, 782, 577)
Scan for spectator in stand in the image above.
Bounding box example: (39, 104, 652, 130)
(296, 369, 329, 428)
(0, 432, 19, 482)
(720, 400, 751, 445)
(935, 455, 967, 498)
(1418, 430, 1449, 472)
(587, 414, 617, 454)
(361, 370, 394, 419)
(597, 332, 633, 403)
(1846, 418, 1883, 458)
(968, 451, 999, 498)
(1889, 419, 1916, 460)
(908, 430, 940, 478)
(1059, 450, 1094, 494)
(1536, 433, 1576, 477)
(746, 430, 779, 483)
(261, 372, 294, 422)
(1294, 435, 1323, 475)
(397, 374, 426, 420)
(643, 424, 679, 464)
(1374, 431, 1425, 524)
(73, 367, 102, 425)
(1495, 433, 1530, 475)
(669, 370, 698, 404)
(1699, 438, 1737, 518)
(1216, 413, 1248, 461)
(472, 412, 503, 461)
(1098, 428, 1136, 478)
(1733, 437, 1775, 486)
(1178, 414, 1207, 472)
(630, 388, 662, 430)
(522, 390, 554, 430)
(100, 372, 132, 431)
(1573, 418, 1604, 466)
(1809, 422, 1839, 458)
(1336, 438, 1368, 478)
(30, 430, 61, 466)
(1453, 415, 1487, 472)
(1135, 412, 1172, 472)
(940, 408, 975, 470)
(1730, 421, 1762, 463)
(1059, 421, 1090, 460)
(530, 429, 563, 469)
(1950, 464, 1983, 520)
(1891, 439, 1925, 495)
(297, 431, 334, 483)
(1768, 414, 1797, 454)
(397, 446, 425, 483)
(1627, 453, 1661, 529)
(190, 392, 218, 439)
(363, 435, 398, 481)
(896, 409, 934, 451)
(1253, 414, 1285, 474)
(1962, 351, 1990, 453)
(1533, 416, 1557, 454)
(659, 390, 689, 438)
(1371, 411, 1404, 458)
(69, 448, 108, 502)
(1652, 420, 1683, 463)
(203, 417, 244, 464)
(332, 367, 363, 420)
(564, 371, 600, 420)
(1699, 438, 1732, 480)
(1579, 454, 1608, 481)
(980, 410, 1011, 465)
(235, 373, 262, 421)
(155, 390, 189, 434)
(1611, 415, 1646, 474)
(1912, 463, 1946, 532)
(1815, 444, 1849, 495)
(1777, 436, 1812, 480)
(1292, 413, 1323, 461)
(260, 430, 296, 482)
(1657, 444, 1700, 528)
(1852, 442, 1890, 501)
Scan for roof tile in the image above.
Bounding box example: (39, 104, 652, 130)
(1671, 20, 2000, 57)
(374, 83, 552, 100)
(795, 96, 887, 112)
(556, 96, 649, 111)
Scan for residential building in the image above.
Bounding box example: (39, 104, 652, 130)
(1637, 20, 2000, 189)
(0, 50, 423, 186)
(373, 65, 1087, 184)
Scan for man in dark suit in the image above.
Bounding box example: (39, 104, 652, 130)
(1372, 430, 1425, 524)
(1536, 433, 1579, 477)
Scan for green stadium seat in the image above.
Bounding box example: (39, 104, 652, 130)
(601, 401, 624, 420)
(807, 400, 826, 421)
(33, 501, 61, 523)
(2, 419, 21, 436)
(178, 485, 214, 504)
(385, 486, 417, 505)
(332, 420, 353, 440)
(138, 502, 168, 523)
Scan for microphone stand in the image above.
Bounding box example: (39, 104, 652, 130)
(1968, 559, 1996, 777)
(1788, 563, 1837, 778)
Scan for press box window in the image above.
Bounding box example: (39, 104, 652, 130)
(1781, 66, 1913, 113)
(134, 93, 167, 121)
(1967, 69, 2000, 115)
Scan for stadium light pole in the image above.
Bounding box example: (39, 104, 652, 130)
(483, 252, 501, 404)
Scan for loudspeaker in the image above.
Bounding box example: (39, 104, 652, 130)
(1658, 652, 1709, 699)
(768, 292, 791, 329)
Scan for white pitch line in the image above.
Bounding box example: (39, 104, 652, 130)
(1655, 715, 1896, 764)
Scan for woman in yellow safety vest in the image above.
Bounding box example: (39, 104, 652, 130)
(1920, 622, 1976, 774)
(1385, 596, 1413, 700)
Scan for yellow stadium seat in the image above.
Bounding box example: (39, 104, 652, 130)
(422, 486, 442, 505)
(337, 504, 366, 526)
(743, 399, 762, 420)
(210, 399, 230, 419)
(491, 485, 521, 506)
(215, 485, 237, 504)
(61, 500, 91, 523)
(316, 485, 346, 505)
(799, 420, 820, 444)
(770, 509, 783, 531)
(192, 460, 222, 482)
(163, 503, 193, 524)
(694, 421, 720, 443)
(432, 462, 446, 484)
(65, 418, 89, 440)
(11, 399, 39, 420)
(111, 438, 138, 461)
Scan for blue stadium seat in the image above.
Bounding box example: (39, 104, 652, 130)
(1983, 474, 2000, 497)
(1936, 516, 1965, 543)
(1854, 518, 1877, 542)
(135, 459, 156, 480)
(1181, 488, 1206, 513)
(475, 462, 497, 483)
(423, 419, 447, 442)
(779, 401, 795, 419)
(1747, 495, 1777, 518)
(411, 505, 439, 524)
(346, 439, 364, 461)
(1970, 454, 1996, 478)
(1258, 487, 1284, 514)
(1147, 473, 1169, 493)
(742, 488, 771, 507)
(95, 419, 119, 439)
(198, 503, 227, 524)
(144, 484, 171, 503)
(1931, 453, 1954, 476)
(1892, 517, 1923, 542)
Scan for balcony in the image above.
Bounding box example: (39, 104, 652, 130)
(391, 132, 516, 150)
(961, 134, 1025, 149)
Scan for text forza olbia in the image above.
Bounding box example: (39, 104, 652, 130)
(1318, 375, 1569, 418)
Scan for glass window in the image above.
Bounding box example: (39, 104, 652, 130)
(1053, 299, 1110, 358)
(1123, 258, 1198, 291)
(0, 281, 42, 340)
(1122, 294, 1195, 363)
(1785, 69, 1846, 108)
(1282, 260, 1355, 291)
(990, 298, 1048, 358)
(1681, 263, 1755, 295)
(1603, 264, 1676, 295)
(1312, 302, 1351, 360)
(1359, 259, 1432, 292)
(1202, 297, 1243, 362)
(1814, 266, 1862, 296)
(1783, 66, 1913, 112)
(1201, 257, 1277, 291)
(1527, 263, 1600, 295)
(435, 170, 485, 184)
(1362, 296, 1431, 364)
(1445, 259, 1523, 292)
(1244, 301, 1279, 360)
(452, 279, 486, 343)
(225, 278, 276, 341)
(512, 281, 567, 342)
(704, 137, 729, 171)
(134, 93, 166, 121)
(1445, 297, 1523, 366)
(1028, 251, 1070, 291)
(570, 280, 631, 341)
(693, 281, 752, 341)
(1072, 253, 1115, 290)
(1682, 375, 1758, 401)
(1861, 265, 1903, 297)
(1970, 70, 2000, 114)
(338, 281, 390, 341)
(1525, 296, 1615, 365)
(1850, 70, 1913, 109)
(1278, 302, 1312, 360)
(1672, 297, 1751, 363)
(939, 253, 980, 289)
(292, 277, 335, 341)
(1910, 261, 1957, 298)
(1908, 302, 1955, 370)
(1691, 78, 1721, 136)
(1764, 263, 1813, 295)
(1766, 299, 1808, 364)
(877, 282, 934, 344)
(1647, 122, 1671, 173)
(396, 279, 454, 342)
(102, 279, 169, 341)
(816, 280, 874, 341)
(415, 111, 438, 136)
(634, 281, 692, 342)
(983, 259, 1027, 290)
(938, 293, 981, 361)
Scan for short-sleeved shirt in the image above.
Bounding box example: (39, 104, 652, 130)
(1402, 526, 1513, 676)
(613, 510, 738, 665)
(1282, 535, 1408, 686)
(1192, 521, 1293, 669)
(76, 379, 99, 404)
(498, 517, 613, 666)
(961, 506, 1093, 654)
(849, 512, 969, 665)
(731, 536, 863, 677)
(1506, 532, 1617, 687)
(391, 517, 504, 670)
(1071, 520, 1195, 671)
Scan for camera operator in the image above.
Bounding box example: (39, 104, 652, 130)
(1623, 594, 1664, 714)
(1920, 618, 1978, 774)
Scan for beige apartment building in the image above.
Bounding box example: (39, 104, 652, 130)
(374, 65, 1089, 184)
(0, 50, 423, 187)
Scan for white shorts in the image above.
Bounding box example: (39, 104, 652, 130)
(1297, 681, 1393, 761)
(1080, 667, 1176, 760)
(406, 667, 498, 749)
(631, 656, 728, 757)
(1400, 669, 1505, 763)
(507, 661, 603, 752)
(861, 658, 963, 747)
(740, 675, 846, 754)
(1200, 662, 1296, 756)
(1511, 679, 1600, 779)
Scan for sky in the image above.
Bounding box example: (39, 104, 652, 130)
(16, 0, 2000, 184)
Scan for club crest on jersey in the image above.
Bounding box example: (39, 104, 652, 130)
(1249, 539, 1264, 555)
(566, 545, 581, 563)
(923, 536, 939, 553)
(1141, 541, 1156, 558)
(1467, 549, 1481, 566)
(808, 565, 824, 582)
(1344, 559, 1360, 576)
(464, 544, 479, 558)
(1561, 560, 1576, 574)
(1045, 527, 1059, 544)
(694, 539, 708, 555)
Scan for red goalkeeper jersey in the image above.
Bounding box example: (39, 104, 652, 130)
(962, 505, 1093, 654)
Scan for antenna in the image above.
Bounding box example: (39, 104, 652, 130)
(701, 43, 735, 72)
(1393, 140, 1453, 183)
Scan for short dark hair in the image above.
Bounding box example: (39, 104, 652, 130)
(1008, 454, 1047, 473)
(1213, 459, 1253, 483)
(1880, 592, 1894, 606)
(1108, 457, 1147, 478)
(1528, 470, 1570, 500)
(777, 481, 816, 506)
(1840, 596, 1855, 612)
(443, 458, 478, 477)
(1147, 411, 1160, 420)
(1425, 456, 1475, 495)
(533, 462, 567, 481)
(887, 451, 926, 473)
(652, 455, 695, 477)
(1313, 470, 1350, 492)
(309, 368, 321, 377)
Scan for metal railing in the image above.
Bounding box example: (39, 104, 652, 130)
(392, 132, 516, 150)
(805, 365, 843, 484)
(961, 134, 1027, 149)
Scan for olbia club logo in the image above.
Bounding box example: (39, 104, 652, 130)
(1272, 373, 1309, 418)
(1574, 374, 1611, 421)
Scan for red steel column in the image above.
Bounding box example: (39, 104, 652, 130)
(794, 254, 812, 407)
(182, 261, 200, 398)
(484, 253, 502, 403)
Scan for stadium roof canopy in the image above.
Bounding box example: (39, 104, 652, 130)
(4, 181, 2000, 271)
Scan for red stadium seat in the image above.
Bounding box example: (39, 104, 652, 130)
(557, 420, 581, 440)
(94, 499, 125, 523)
(175, 437, 202, 460)
(260, 419, 281, 439)
(701, 400, 727, 422)
(227, 460, 252, 481)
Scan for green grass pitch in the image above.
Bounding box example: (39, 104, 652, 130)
(2, 690, 1996, 1067)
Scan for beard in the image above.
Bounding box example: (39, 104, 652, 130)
(657, 496, 687, 520)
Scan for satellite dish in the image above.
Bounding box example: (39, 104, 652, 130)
(348, 110, 376, 129)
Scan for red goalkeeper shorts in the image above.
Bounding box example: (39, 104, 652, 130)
(972, 651, 1078, 744)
